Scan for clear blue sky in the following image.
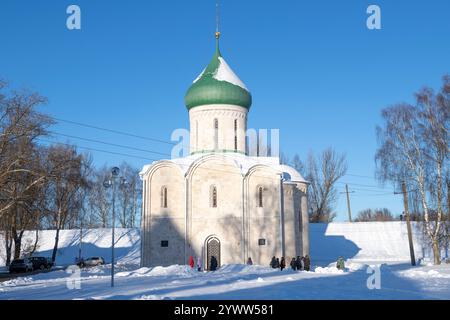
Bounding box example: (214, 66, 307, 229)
(1, 0, 449, 221)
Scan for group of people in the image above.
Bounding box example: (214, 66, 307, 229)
(188, 254, 314, 272)
(189, 256, 204, 271)
(188, 255, 219, 271)
(270, 255, 311, 271)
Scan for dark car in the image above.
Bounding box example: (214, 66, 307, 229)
(9, 259, 33, 273)
(29, 257, 53, 271)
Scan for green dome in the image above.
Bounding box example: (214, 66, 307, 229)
(185, 41, 252, 110)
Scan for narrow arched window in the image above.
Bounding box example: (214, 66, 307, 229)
(234, 119, 238, 151)
(258, 186, 263, 208)
(211, 185, 217, 208)
(161, 186, 168, 208)
(214, 119, 219, 150)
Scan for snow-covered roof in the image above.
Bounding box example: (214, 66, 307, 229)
(140, 153, 307, 184)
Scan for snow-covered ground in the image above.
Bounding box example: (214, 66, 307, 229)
(1, 262, 450, 300)
(1, 222, 449, 300)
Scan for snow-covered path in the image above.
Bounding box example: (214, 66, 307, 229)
(1, 263, 449, 300)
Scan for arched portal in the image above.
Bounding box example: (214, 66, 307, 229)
(205, 236, 221, 271)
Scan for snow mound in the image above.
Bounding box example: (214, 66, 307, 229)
(136, 295, 161, 300)
(1, 277, 34, 286)
(399, 269, 450, 279)
(149, 265, 197, 277)
(345, 261, 366, 271)
(117, 265, 197, 278)
(314, 266, 345, 274)
(217, 264, 272, 274)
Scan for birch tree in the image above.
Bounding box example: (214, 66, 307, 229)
(376, 75, 449, 264)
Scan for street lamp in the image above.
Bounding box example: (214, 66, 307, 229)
(103, 166, 127, 287)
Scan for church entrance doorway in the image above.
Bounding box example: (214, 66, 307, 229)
(205, 236, 220, 271)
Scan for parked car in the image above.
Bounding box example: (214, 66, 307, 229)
(80, 257, 105, 267)
(9, 259, 33, 273)
(29, 257, 53, 271)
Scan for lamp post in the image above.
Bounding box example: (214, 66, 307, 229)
(103, 167, 127, 287)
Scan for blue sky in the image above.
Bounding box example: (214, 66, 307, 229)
(1, 0, 449, 221)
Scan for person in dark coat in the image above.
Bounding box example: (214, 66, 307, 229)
(280, 257, 286, 271)
(210, 256, 218, 271)
(295, 256, 302, 271)
(270, 256, 277, 268)
(290, 257, 297, 270)
(197, 257, 202, 272)
(275, 258, 280, 268)
(247, 257, 253, 265)
(303, 255, 311, 271)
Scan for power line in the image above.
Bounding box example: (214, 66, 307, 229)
(344, 173, 377, 179)
(49, 117, 397, 190)
(37, 138, 157, 162)
(337, 181, 395, 191)
(37, 138, 293, 182)
(50, 131, 171, 157)
(52, 116, 176, 146)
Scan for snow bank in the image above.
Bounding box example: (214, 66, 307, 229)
(314, 266, 345, 274)
(116, 265, 197, 278)
(217, 264, 271, 274)
(0, 228, 140, 267)
(399, 269, 450, 279)
(309, 222, 444, 266)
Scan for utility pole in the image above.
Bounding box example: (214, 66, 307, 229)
(396, 181, 416, 266)
(345, 184, 352, 222)
(103, 167, 127, 288)
(340, 185, 354, 222)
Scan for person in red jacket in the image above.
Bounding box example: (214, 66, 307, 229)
(189, 256, 195, 268)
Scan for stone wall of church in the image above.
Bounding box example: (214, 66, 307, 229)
(245, 167, 283, 266)
(189, 104, 247, 154)
(187, 156, 245, 267)
(141, 163, 186, 267)
(140, 157, 309, 269)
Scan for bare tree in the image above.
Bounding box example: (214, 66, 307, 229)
(0, 84, 53, 263)
(355, 208, 395, 222)
(287, 149, 347, 222)
(117, 162, 141, 228)
(0, 85, 53, 219)
(42, 145, 89, 263)
(87, 166, 113, 228)
(376, 75, 449, 264)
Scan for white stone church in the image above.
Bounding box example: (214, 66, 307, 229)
(140, 34, 309, 270)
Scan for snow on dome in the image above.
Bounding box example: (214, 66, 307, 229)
(214, 57, 249, 91)
(193, 67, 206, 84)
